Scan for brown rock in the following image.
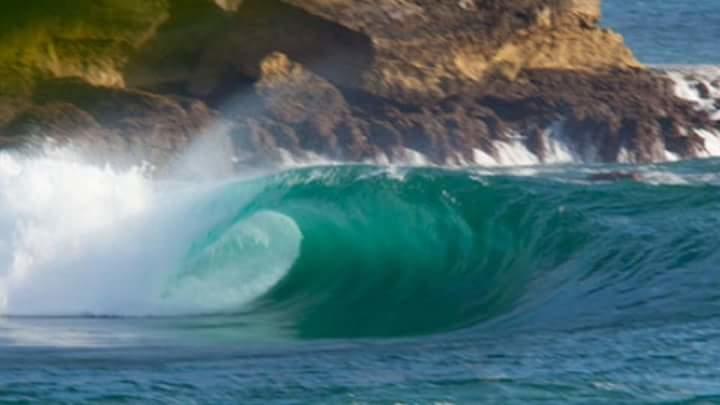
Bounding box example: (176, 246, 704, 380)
(237, 52, 372, 160)
(125, 0, 373, 103)
(2, 102, 102, 141)
(2, 78, 219, 168)
(286, 0, 639, 102)
(0, 0, 171, 96)
(1, 0, 717, 168)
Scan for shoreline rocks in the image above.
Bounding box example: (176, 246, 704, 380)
(1, 0, 718, 169)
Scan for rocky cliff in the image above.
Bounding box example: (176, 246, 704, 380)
(0, 0, 717, 169)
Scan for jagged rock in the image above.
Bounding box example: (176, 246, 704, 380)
(476, 69, 712, 162)
(2, 78, 219, 168)
(257, 52, 350, 130)
(0, 0, 170, 96)
(231, 52, 511, 164)
(122, 0, 233, 101)
(231, 52, 372, 161)
(124, 0, 373, 104)
(0, 0, 717, 167)
(0, 97, 29, 128)
(3, 102, 102, 141)
(130, 0, 632, 103)
(285, 0, 639, 101)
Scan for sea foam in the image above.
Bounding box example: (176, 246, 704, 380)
(0, 148, 299, 317)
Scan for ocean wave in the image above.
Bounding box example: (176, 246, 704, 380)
(3, 150, 720, 339)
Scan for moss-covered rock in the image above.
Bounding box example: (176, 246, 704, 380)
(0, 0, 715, 167)
(0, 0, 170, 96)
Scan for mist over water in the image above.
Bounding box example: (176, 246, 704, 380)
(0, 148, 300, 317)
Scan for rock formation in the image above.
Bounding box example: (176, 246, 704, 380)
(0, 0, 717, 169)
(0, 0, 170, 96)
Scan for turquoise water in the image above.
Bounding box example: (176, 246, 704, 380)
(2, 2, 720, 404)
(4, 159, 720, 403)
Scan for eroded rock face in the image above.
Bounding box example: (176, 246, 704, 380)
(230, 52, 373, 163)
(0, 0, 717, 168)
(124, 0, 374, 103)
(1, 79, 219, 168)
(285, 0, 639, 102)
(0, 0, 170, 96)
(568, 0, 602, 23)
(123, 0, 633, 103)
(477, 69, 710, 163)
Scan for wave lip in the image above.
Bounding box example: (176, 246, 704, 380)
(240, 164, 720, 338)
(165, 210, 301, 313)
(3, 151, 720, 340)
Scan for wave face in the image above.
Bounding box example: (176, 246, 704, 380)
(236, 162, 720, 337)
(3, 150, 720, 339)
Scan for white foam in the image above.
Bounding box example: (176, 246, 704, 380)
(399, 148, 432, 166)
(617, 147, 634, 164)
(472, 148, 498, 166)
(0, 148, 300, 317)
(544, 134, 576, 163)
(665, 65, 720, 127)
(473, 123, 593, 167)
(493, 139, 540, 166)
(664, 150, 681, 162)
(638, 171, 690, 186)
(696, 129, 720, 157)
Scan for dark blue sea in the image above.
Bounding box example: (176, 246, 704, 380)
(1, 1, 719, 404)
(604, 0, 720, 65)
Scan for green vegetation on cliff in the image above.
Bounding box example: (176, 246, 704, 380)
(0, 0, 169, 96)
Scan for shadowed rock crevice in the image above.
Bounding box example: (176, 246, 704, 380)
(124, 0, 375, 105)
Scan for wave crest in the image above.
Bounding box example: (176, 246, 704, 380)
(3, 150, 720, 340)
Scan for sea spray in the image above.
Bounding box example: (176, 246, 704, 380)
(0, 148, 300, 316)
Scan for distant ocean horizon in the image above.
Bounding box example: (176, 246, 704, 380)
(603, 0, 720, 64)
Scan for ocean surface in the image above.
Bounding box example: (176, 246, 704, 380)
(603, 0, 720, 65)
(2, 2, 720, 404)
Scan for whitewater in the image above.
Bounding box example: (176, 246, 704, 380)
(0, 148, 302, 317)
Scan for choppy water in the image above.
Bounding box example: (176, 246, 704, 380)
(2, 2, 720, 404)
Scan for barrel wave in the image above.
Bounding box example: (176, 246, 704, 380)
(3, 151, 720, 340)
(190, 163, 720, 338)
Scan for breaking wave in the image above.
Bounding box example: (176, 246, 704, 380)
(3, 149, 720, 339)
